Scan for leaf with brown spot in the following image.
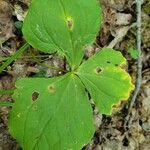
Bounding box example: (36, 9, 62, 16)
(77, 48, 134, 114)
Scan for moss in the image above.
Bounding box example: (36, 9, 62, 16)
(143, 0, 150, 14)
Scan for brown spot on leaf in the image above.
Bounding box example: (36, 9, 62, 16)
(67, 17, 73, 30)
(48, 85, 56, 93)
(32, 92, 39, 101)
(95, 67, 102, 74)
(106, 61, 111, 64)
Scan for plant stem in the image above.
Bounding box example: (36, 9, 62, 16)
(0, 89, 14, 95)
(0, 43, 30, 73)
(0, 55, 54, 62)
(30, 52, 67, 73)
(0, 57, 10, 61)
(0, 101, 13, 107)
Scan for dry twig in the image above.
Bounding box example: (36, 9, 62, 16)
(125, 0, 143, 126)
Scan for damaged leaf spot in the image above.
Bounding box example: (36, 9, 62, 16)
(106, 61, 111, 64)
(66, 17, 73, 30)
(32, 105, 38, 111)
(48, 85, 56, 93)
(32, 92, 39, 101)
(95, 67, 102, 74)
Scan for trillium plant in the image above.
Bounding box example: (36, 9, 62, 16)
(8, 0, 134, 150)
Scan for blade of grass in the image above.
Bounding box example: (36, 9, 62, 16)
(0, 43, 30, 73)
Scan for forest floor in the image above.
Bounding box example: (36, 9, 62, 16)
(0, 0, 150, 150)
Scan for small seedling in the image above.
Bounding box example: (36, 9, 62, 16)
(8, 0, 134, 150)
(128, 47, 139, 59)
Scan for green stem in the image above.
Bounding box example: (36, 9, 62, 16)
(0, 89, 14, 95)
(30, 52, 67, 73)
(0, 101, 13, 107)
(0, 57, 10, 61)
(0, 55, 53, 62)
(0, 43, 30, 73)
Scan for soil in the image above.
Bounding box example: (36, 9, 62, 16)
(0, 0, 150, 150)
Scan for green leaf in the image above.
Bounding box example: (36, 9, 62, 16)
(128, 47, 139, 59)
(9, 73, 94, 150)
(9, 1, 135, 149)
(15, 21, 23, 29)
(23, 0, 102, 69)
(77, 48, 134, 114)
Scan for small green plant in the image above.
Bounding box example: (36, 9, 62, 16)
(8, 0, 134, 150)
(128, 47, 139, 59)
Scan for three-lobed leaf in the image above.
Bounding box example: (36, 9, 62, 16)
(9, 0, 135, 150)
(9, 49, 134, 150)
